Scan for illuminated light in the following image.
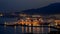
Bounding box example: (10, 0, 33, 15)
(4, 22, 7, 28)
(19, 14, 27, 17)
(29, 24, 31, 26)
(17, 17, 42, 26)
(39, 18, 44, 23)
(14, 26, 16, 34)
(4, 22, 7, 25)
(25, 20, 31, 25)
(29, 27, 31, 33)
(22, 26, 24, 33)
(32, 20, 40, 26)
(55, 22, 57, 25)
(26, 18, 31, 20)
(32, 15, 41, 17)
(18, 19, 25, 25)
(25, 21, 29, 25)
(14, 26, 16, 29)
(55, 20, 60, 25)
(14, 27, 16, 34)
(36, 27, 40, 33)
(48, 24, 50, 32)
(26, 27, 29, 33)
(0, 14, 3, 16)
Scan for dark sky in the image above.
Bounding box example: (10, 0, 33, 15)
(0, 0, 60, 12)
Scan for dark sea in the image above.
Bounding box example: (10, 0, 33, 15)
(0, 17, 58, 34)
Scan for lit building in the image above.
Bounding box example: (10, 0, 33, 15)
(18, 14, 59, 26)
(18, 19, 25, 25)
(32, 19, 40, 26)
(55, 20, 60, 25)
(25, 19, 31, 26)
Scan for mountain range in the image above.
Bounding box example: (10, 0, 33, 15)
(21, 3, 60, 15)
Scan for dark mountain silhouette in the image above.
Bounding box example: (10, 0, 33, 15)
(21, 3, 60, 15)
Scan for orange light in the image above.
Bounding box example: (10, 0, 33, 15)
(17, 18, 41, 26)
(55, 20, 60, 25)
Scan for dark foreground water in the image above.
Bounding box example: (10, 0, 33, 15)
(0, 25, 58, 34)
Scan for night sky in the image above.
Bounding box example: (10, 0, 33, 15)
(0, 0, 60, 12)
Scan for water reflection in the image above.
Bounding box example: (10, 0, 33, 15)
(22, 26, 24, 33)
(25, 27, 29, 33)
(3, 25, 58, 34)
(14, 26, 16, 34)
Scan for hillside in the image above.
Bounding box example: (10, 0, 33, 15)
(21, 3, 60, 15)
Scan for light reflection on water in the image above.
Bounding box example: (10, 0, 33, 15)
(0, 23, 58, 34)
(2, 25, 52, 34)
